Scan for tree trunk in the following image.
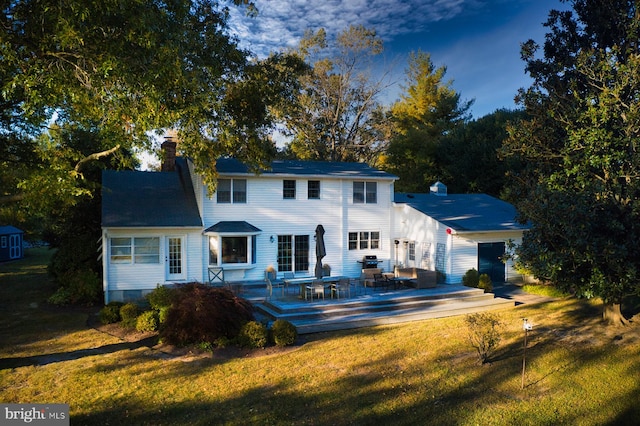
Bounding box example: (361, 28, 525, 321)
(602, 302, 629, 326)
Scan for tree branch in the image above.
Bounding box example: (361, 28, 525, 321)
(74, 145, 121, 173)
(0, 194, 25, 205)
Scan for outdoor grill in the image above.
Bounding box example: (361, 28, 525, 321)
(360, 255, 381, 269)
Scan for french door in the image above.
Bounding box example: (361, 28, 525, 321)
(166, 236, 186, 281)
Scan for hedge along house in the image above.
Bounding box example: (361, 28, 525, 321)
(0, 225, 23, 262)
(101, 141, 398, 303)
(393, 182, 529, 284)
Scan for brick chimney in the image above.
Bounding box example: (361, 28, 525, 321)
(161, 138, 177, 172)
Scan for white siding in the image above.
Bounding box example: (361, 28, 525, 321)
(392, 203, 449, 272)
(450, 231, 524, 283)
(197, 174, 395, 281)
(448, 237, 477, 283)
(187, 160, 205, 219)
(103, 228, 202, 302)
(393, 204, 525, 284)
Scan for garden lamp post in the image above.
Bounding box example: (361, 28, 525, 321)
(522, 318, 533, 389)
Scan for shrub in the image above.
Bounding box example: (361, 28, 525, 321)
(465, 312, 503, 364)
(271, 320, 297, 347)
(136, 310, 159, 332)
(120, 303, 139, 328)
(146, 285, 177, 311)
(99, 302, 124, 325)
(214, 336, 232, 349)
(48, 287, 73, 306)
(478, 274, 493, 292)
(160, 283, 254, 346)
(462, 268, 480, 287)
(196, 341, 214, 352)
(48, 269, 102, 306)
(158, 306, 171, 325)
(237, 321, 268, 349)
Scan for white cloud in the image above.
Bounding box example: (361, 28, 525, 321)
(229, 0, 473, 56)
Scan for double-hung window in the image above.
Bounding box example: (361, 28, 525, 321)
(409, 241, 416, 261)
(283, 180, 296, 199)
(308, 180, 320, 199)
(353, 181, 377, 203)
(217, 178, 247, 203)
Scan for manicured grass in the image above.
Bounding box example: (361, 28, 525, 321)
(522, 283, 571, 298)
(1, 249, 640, 425)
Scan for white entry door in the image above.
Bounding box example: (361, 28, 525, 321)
(166, 237, 186, 281)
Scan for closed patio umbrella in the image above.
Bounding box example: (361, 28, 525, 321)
(314, 224, 326, 279)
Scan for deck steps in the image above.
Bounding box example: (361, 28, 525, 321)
(252, 285, 514, 334)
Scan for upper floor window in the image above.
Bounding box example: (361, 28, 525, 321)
(308, 180, 320, 199)
(217, 178, 247, 203)
(353, 181, 377, 204)
(283, 180, 296, 199)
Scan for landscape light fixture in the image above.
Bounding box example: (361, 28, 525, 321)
(522, 318, 533, 389)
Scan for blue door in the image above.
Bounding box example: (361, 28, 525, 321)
(478, 242, 505, 282)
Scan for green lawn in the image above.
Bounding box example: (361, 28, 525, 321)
(1, 249, 639, 425)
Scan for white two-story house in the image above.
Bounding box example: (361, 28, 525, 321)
(101, 141, 397, 303)
(101, 141, 529, 303)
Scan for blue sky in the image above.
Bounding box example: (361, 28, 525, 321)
(228, 0, 568, 119)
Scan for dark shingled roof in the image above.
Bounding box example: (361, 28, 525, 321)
(216, 157, 397, 180)
(102, 158, 202, 228)
(204, 221, 261, 233)
(394, 192, 528, 233)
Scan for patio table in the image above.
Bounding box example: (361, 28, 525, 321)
(284, 276, 348, 300)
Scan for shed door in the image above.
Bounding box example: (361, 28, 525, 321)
(9, 234, 21, 259)
(478, 242, 505, 282)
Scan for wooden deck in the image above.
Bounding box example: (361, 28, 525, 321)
(239, 282, 515, 334)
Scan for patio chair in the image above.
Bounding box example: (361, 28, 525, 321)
(331, 278, 350, 299)
(306, 279, 325, 301)
(265, 278, 284, 300)
(349, 278, 362, 296)
(373, 273, 389, 291)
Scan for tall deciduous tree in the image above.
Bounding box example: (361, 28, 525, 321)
(502, 0, 640, 325)
(384, 51, 472, 192)
(282, 25, 391, 163)
(440, 109, 526, 197)
(0, 0, 298, 195)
